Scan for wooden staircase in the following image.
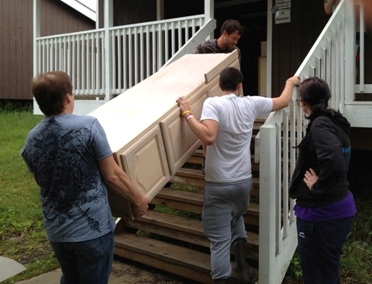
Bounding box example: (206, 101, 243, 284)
(113, 119, 265, 283)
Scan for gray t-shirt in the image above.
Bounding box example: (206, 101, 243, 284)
(21, 114, 115, 242)
(194, 39, 241, 63)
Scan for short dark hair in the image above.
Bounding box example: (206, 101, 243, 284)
(32, 71, 72, 116)
(220, 19, 244, 36)
(219, 67, 243, 91)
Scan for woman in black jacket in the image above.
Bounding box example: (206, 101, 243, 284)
(290, 77, 357, 284)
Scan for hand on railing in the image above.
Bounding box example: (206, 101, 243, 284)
(286, 76, 301, 87)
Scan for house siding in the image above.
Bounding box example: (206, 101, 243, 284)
(271, 0, 329, 97)
(113, 0, 156, 26)
(41, 0, 94, 36)
(0, 0, 94, 101)
(0, 0, 33, 100)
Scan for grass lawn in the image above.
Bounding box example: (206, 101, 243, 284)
(0, 107, 59, 283)
(0, 105, 371, 283)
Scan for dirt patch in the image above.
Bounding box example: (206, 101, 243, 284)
(110, 257, 199, 283)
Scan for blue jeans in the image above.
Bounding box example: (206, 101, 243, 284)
(203, 178, 252, 280)
(50, 231, 114, 284)
(296, 217, 354, 284)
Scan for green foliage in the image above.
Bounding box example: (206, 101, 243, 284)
(286, 252, 302, 281)
(0, 100, 33, 113)
(341, 240, 372, 283)
(340, 189, 372, 284)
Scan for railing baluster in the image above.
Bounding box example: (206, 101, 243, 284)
(76, 34, 80, 93)
(171, 21, 175, 56)
(164, 22, 169, 63)
(146, 25, 150, 78)
(140, 26, 145, 82)
(157, 23, 162, 70)
(152, 25, 156, 75)
(178, 21, 182, 50)
(134, 27, 139, 85)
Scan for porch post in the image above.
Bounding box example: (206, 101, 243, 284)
(204, 0, 214, 39)
(33, 0, 40, 77)
(104, 0, 113, 101)
(156, 0, 164, 20)
(266, 0, 273, 97)
(32, 0, 41, 114)
(258, 124, 277, 284)
(344, 0, 356, 104)
(95, 0, 100, 29)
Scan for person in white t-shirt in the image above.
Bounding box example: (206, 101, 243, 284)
(176, 67, 300, 283)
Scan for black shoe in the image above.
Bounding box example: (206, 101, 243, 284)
(233, 239, 254, 284)
(213, 278, 228, 284)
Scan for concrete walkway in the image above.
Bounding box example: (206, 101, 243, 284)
(16, 258, 192, 284)
(0, 257, 26, 282)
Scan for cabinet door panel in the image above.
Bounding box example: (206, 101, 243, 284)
(121, 125, 170, 200)
(109, 125, 170, 218)
(160, 93, 206, 175)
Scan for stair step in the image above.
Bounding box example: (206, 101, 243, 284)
(186, 152, 259, 172)
(175, 167, 205, 180)
(114, 230, 258, 283)
(114, 231, 214, 283)
(168, 172, 260, 199)
(122, 209, 259, 249)
(152, 187, 259, 226)
(151, 187, 203, 214)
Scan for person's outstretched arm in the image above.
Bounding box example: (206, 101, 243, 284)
(324, 0, 336, 15)
(176, 97, 219, 145)
(271, 76, 301, 111)
(98, 155, 149, 217)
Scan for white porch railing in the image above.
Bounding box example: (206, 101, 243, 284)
(34, 15, 214, 99)
(255, 0, 364, 283)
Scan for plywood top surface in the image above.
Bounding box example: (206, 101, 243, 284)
(88, 52, 237, 153)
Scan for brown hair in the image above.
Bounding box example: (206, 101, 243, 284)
(31, 71, 72, 116)
(220, 19, 244, 36)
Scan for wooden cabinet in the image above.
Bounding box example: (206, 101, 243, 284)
(89, 51, 240, 218)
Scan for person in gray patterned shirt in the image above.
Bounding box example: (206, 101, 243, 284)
(21, 71, 149, 284)
(194, 19, 243, 62)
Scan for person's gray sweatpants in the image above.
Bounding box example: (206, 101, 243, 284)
(202, 178, 252, 280)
